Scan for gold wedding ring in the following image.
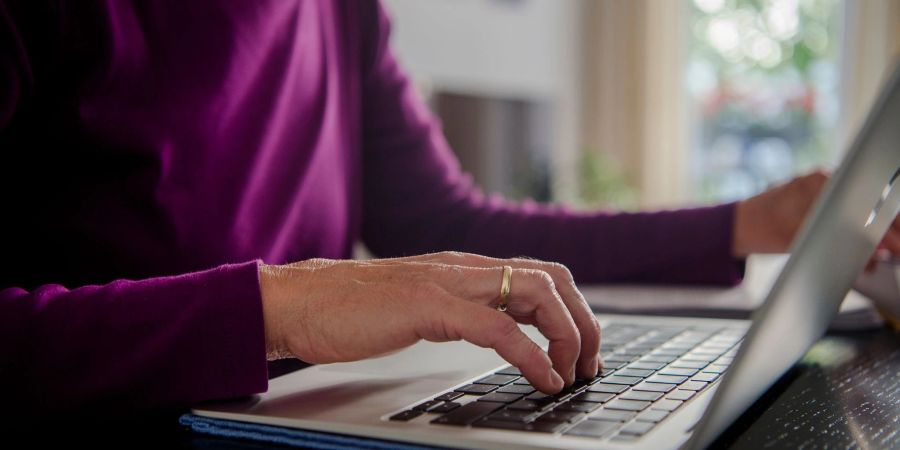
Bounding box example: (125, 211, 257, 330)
(497, 265, 512, 312)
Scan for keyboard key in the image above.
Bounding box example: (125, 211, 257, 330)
(599, 368, 617, 377)
(619, 390, 663, 402)
(435, 392, 464, 402)
(565, 419, 620, 438)
(620, 420, 656, 436)
(475, 374, 519, 386)
(588, 383, 627, 394)
(651, 399, 683, 412)
(496, 365, 522, 376)
(666, 390, 695, 401)
(538, 410, 583, 423)
(651, 348, 687, 356)
(627, 361, 666, 371)
(429, 402, 461, 413)
(679, 381, 709, 391)
(681, 353, 718, 362)
(604, 399, 651, 412)
(474, 417, 569, 433)
(512, 379, 534, 386)
(572, 392, 615, 403)
(669, 360, 708, 369)
(413, 400, 444, 411)
(615, 368, 654, 378)
(569, 378, 594, 392)
(525, 419, 571, 433)
(639, 355, 677, 363)
(589, 409, 636, 422)
(488, 409, 539, 423)
(658, 367, 698, 377)
(690, 347, 725, 355)
(646, 374, 688, 384)
(703, 364, 728, 374)
(508, 399, 554, 411)
(431, 401, 503, 426)
(660, 343, 694, 351)
(600, 375, 642, 385)
(693, 373, 719, 382)
(527, 392, 569, 404)
(455, 384, 497, 395)
(606, 353, 640, 362)
(632, 382, 675, 393)
(554, 401, 600, 413)
(477, 392, 524, 403)
(600, 361, 627, 370)
(626, 346, 656, 354)
(497, 384, 535, 395)
(635, 409, 669, 423)
(390, 410, 424, 421)
(472, 419, 529, 431)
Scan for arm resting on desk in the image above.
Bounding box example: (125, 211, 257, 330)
(0, 261, 269, 417)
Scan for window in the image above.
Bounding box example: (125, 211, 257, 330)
(687, 0, 842, 203)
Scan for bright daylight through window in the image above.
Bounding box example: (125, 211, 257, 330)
(687, 0, 841, 203)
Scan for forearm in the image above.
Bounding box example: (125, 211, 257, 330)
(1, 260, 269, 418)
(365, 189, 744, 285)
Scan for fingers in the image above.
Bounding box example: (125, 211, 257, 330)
(433, 253, 601, 381)
(521, 262, 602, 380)
(325, 251, 601, 383)
(394, 253, 599, 382)
(501, 269, 583, 385)
(418, 295, 565, 393)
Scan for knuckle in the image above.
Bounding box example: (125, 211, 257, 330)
(536, 270, 555, 287)
(304, 258, 333, 268)
(546, 262, 576, 286)
(437, 251, 475, 262)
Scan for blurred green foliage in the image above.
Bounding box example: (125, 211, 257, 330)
(574, 151, 638, 210)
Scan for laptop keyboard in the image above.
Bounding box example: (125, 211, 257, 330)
(387, 323, 745, 442)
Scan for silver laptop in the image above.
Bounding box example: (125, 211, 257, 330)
(192, 61, 900, 450)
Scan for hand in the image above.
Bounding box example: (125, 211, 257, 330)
(258, 252, 602, 394)
(732, 170, 900, 258)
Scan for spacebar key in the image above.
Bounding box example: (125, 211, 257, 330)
(431, 402, 504, 426)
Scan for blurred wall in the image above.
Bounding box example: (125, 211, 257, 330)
(382, 0, 586, 202)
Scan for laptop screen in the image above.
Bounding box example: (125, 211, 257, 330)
(689, 60, 900, 449)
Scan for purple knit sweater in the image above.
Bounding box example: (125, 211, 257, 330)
(0, 0, 743, 416)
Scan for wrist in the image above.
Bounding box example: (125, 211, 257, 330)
(259, 263, 292, 360)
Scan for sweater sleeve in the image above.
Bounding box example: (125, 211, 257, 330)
(0, 261, 269, 418)
(357, 2, 744, 285)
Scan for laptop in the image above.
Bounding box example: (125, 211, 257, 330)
(191, 60, 900, 450)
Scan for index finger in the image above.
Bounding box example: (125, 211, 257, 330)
(418, 295, 566, 394)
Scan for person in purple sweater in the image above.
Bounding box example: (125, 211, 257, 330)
(1, 1, 898, 421)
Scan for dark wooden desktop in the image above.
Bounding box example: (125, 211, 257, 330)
(37, 327, 898, 449)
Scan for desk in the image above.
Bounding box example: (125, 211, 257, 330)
(31, 328, 898, 449)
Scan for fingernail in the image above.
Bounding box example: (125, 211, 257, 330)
(549, 370, 564, 391)
(592, 355, 601, 376)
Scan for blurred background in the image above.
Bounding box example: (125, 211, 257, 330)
(383, 0, 900, 210)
